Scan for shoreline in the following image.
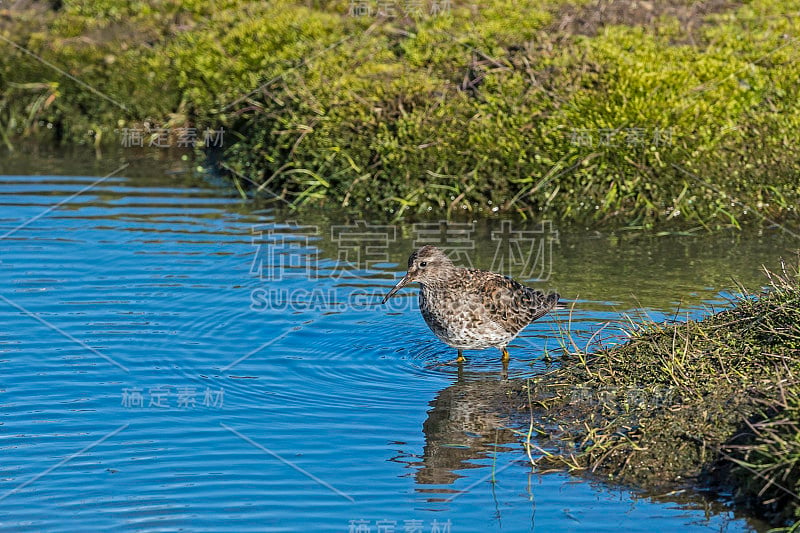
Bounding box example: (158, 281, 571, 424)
(508, 263, 800, 527)
(1, 0, 799, 228)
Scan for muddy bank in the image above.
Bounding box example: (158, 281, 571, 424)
(506, 263, 800, 526)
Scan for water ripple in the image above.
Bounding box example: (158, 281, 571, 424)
(0, 170, 772, 532)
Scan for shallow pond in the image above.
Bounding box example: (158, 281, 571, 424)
(0, 152, 795, 532)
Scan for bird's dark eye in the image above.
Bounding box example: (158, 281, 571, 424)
(419, 261, 427, 268)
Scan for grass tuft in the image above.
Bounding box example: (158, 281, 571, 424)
(2, 0, 800, 227)
(520, 255, 800, 526)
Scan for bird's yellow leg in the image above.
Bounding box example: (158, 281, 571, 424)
(456, 349, 466, 363)
(501, 347, 510, 362)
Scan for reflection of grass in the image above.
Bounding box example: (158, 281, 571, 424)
(522, 257, 800, 526)
(2, 0, 800, 227)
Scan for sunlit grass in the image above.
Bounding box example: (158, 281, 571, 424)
(1, 0, 799, 227)
(524, 256, 800, 526)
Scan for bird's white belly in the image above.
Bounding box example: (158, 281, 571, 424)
(420, 291, 515, 350)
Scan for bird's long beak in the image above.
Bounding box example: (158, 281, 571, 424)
(382, 273, 412, 304)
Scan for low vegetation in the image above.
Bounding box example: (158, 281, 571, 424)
(519, 260, 800, 526)
(1, 0, 800, 227)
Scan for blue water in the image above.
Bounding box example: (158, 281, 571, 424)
(0, 165, 781, 531)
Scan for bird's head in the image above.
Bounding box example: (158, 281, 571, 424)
(381, 245, 454, 303)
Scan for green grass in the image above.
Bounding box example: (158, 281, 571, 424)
(522, 259, 800, 526)
(1, 0, 800, 228)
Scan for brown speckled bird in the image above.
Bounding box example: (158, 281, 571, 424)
(382, 245, 560, 362)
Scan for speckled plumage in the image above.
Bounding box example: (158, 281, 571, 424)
(382, 245, 560, 361)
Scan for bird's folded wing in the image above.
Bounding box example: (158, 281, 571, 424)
(476, 274, 558, 333)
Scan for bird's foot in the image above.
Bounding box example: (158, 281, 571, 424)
(501, 347, 510, 362)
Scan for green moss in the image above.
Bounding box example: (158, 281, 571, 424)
(1, 0, 799, 227)
(521, 263, 800, 526)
